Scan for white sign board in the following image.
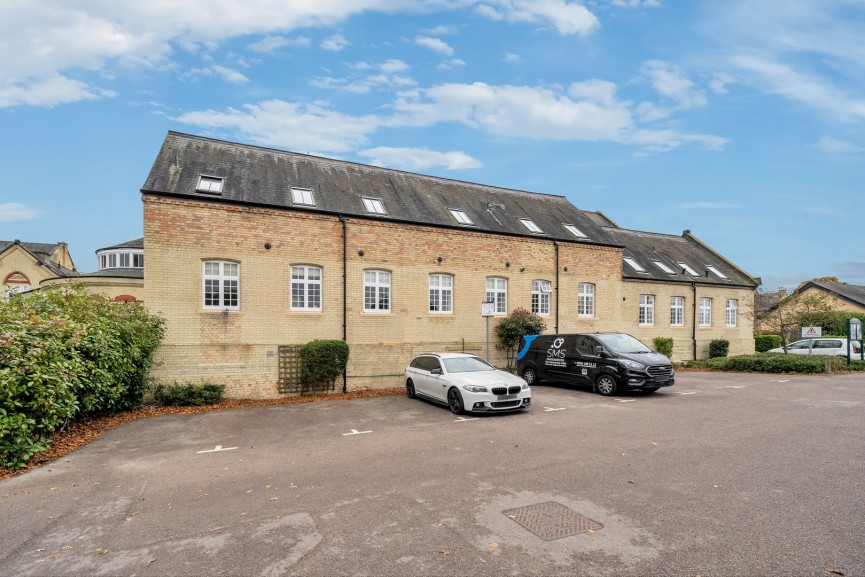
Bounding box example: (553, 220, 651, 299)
(801, 326, 822, 338)
(482, 302, 496, 317)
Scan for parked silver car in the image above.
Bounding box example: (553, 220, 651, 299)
(767, 338, 861, 357)
(405, 353, 531, 414)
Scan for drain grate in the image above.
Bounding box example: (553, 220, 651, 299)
(503, 501, 603, 541)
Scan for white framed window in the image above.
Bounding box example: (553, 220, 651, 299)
(707, 265, 728, 279)
(449, 209, 474, 225)
(699, 297, 712, 326)
(133, 253, 144, 268)
(624, 257, 647, 273)
(671, 296, 685, 326)
(291, 265, 322, 311)
(578, 283, 595, 317)
(291, 187, 315, 206)
(364, 270, 391, 312)
(203, 260, 239, 310)
(196, 175, 224, 194)
(654, 261, 675, 274)
(429, 274, 453, 314)
(726, 299, 738, 327)
(118, 253, 130, 267)
(678, 262, 700, 276)
(563, 224, 587, 238)
(99, 250, 144, 270)
(639, 294, 654, 326)
(362, 197, 387, 215)
(486, 277, 508, 314)
(519, 219, 543, 234)
(532, 280, 552, 316)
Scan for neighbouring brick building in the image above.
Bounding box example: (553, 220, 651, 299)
(1, 240, 77, 298)
(142, 132, 759, 398)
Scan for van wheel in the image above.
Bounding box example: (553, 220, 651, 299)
(447, 388, 464, 414)
(406, 379, 416, 399)
(595, 375, 618, 396)
(643, 387, 659, 394)
(522, 367, 538, 385)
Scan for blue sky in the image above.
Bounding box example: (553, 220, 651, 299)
(2, 0, 864, 291)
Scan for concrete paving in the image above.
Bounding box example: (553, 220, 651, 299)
(1, 372, 864, 577)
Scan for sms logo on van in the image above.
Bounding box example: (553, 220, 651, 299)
(545, 337, 566, 367)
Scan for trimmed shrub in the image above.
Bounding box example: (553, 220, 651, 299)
(0, 285, 164, 469)
(652, 337, 673, 358)
(709, 339, 729, 358)
(153, 382, 225, 406)
(688, 354, 852, 373)
(754, 334, 782, 353)
(299, 340, 350, 387)
(495, 307, 547, 369)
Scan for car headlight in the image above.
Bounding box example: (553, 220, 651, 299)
(462, 385, 488, 393)
(521, 382, 529, 390)
(619, 359, 645, 370)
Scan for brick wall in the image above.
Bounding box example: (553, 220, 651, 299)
(144, 195, 755, 397)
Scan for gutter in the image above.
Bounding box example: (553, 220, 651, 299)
(340, 215, 348, 393)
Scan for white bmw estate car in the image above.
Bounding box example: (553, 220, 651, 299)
(404, 352, 531, 414)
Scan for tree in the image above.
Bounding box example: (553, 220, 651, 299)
(755, 286, 835, 351)
(495, 307, 546, 370)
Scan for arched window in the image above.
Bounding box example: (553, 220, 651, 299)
(203, 260, 239, 310)
(4, 272, 30, 297)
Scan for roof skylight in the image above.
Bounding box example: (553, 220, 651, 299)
(449, 209, 474, 225)
(196, 175, 224, 194)
(362, 197, 387, 215)
(678, 262, 700, 276)
(520, 218, 544, 234)
(654, 261, 675, 274)
(290, 187, 315, 206)
(623, 257, 647, 273)
(563, 224, 588, 238)
(706, 265, 728, 279)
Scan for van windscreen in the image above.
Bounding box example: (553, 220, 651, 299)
(595, 333, 652, 354)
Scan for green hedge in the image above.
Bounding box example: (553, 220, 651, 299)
(0, 285, 164, 469)
(299, 340, 350, 386)
(709, 339, 729, 358)
(153, 382, 225, 406)
(687, 353, 865, 373)
(754, 334, 782, 352)
(652, 337, 673, 358)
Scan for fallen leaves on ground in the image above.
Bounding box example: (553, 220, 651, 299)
(825, 567, 845, 576)
(1, 388, 403, 479)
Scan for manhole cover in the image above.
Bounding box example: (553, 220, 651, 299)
(503, 501, 603, 541)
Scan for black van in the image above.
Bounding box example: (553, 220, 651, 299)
(515, 332, 674, 396)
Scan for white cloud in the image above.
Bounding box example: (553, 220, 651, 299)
(474, 0, 600, 36)
(380, 59, 410, 74)
(818, 137, 862, 154)
(175, 100, 378, 154)
(610, 0, 660, 7)
(359, 147, 482, 170)
(640, 60, 706, 108)
(211, 65, 250, 83)
(0, 202, 39, 222)
(246, 35, 310, 53)
(709, 72, 735, 94)
(437, 59, 467, 70)
(424, 25, 457, 35)
(321, 34, 349, 52)
(503, 52, 522, 63)
(0, 75, 115, 108)
(415, 35, 454, 56)
(310, 60, 416, 93)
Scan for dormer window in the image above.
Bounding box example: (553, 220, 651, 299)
(196, 175, 224, 194)
(623, 257, 647, 273)
(563, 224, 587, 238)
(678, 262, 699, 276)
(706, 265, 728, 279)
(653, 260, 675, 274)
(520, 219, 544, 234)
(98, 249, 144, 270)
(449, 209, 474, 226)
(291, 187, 315, 206)
(362, 197, 387, 215)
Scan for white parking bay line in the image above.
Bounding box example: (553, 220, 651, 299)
(342, 429, 373, 436)
(775, 380, 792, 383)
(615, 399, 636, 403)
(674, 391, 698, 395)
(544, 407, 566, 412)
(197, 445, 238, 454)
(455, 416, 479, 422)
(721, 385, 748, 389)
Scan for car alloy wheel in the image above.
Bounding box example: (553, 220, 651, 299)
(406, 379, 416, 399)
(447, 388, 464, 414)
(596, 375, 617, 396)
(522, 367, 537, 385)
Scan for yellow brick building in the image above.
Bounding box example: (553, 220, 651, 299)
(142, 132, 758, 398)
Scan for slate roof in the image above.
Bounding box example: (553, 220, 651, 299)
(0, 240, 77, 277)
(804, 282, 865, 308)
(601, 228, 758, 288)
(142, 132, 758, 289)
(97, 237, 143, 252)
(76, 268, 144, 279)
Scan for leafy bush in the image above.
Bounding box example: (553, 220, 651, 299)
(495, 307, 547, 369)
(153, 382, 225, 406)
(754, 334, 782, 352)
(708, 339, 729, 358)
(0, 285, 164, 469)
(652, 337, 673, 358)
(299, 340, 350, 386)
(688, 353, 852, 373)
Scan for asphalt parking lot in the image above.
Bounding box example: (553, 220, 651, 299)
(1, 372, 864, 577)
